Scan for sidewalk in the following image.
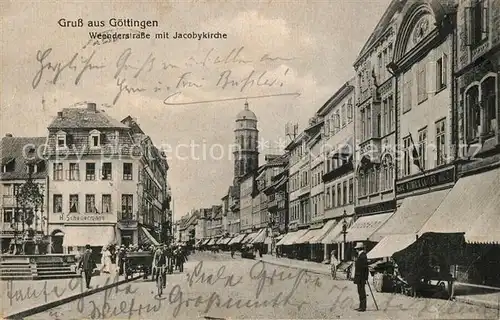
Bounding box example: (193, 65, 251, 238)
(1, 270, 141, 318)
(254, 253, 500, 310)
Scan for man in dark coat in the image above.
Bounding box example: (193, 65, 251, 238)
(117, 246, 126, 276)
(353, 242, 369, 312)
(78, 244, 97, 289)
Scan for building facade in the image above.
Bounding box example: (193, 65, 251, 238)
(44, 103, 168, 253)
(0, 135, 47, 253)
(239, 172, 255, 233)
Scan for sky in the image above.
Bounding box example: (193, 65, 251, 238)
(1, 0, 391, 220)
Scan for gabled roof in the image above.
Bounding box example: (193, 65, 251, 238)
(316, 79, 355, 117)
(48, 107, 129, 129)
(0, 136, 47, 180)
(354, 0, 404, 67)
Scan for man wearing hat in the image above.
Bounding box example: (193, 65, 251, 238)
(78, 244, 97, 289)
(353, 242, 369, 311)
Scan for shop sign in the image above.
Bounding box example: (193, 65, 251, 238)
(54, 213, 112, 223)
(396, 167, 455, 194)
(355, 199, 396, 216)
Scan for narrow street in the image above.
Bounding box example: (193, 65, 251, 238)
(27, 252, 497, 320)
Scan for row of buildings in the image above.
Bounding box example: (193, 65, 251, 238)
(177, 0, 500, 286)
(0, 102, 173, 254)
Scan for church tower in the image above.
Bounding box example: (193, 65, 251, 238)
(233, 101, 259, 185)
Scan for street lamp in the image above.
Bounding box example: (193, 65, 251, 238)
(341, 209, 348, 261)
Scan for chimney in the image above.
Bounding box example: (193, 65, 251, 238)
(87, 102, 97, 112)
(57, 112, 63, 118)
(5, 133, 13, 137)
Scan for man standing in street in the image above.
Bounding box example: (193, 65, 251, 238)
(353, 242, 369, 312)
(79, 244, 97, 289)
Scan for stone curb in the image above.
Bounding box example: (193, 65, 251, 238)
(4, 274, 142, 319)
(454, 296, 500, 310)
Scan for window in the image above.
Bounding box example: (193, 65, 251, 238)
(465, 86, 480, 141)
(123, 163, 132, 180)
(102, 194, 111, 213)
(89, 130, 101, 148)
(376, 113, 381, 138)
(343, 181, 347, 205)
(68, 163, 79, 180)
(418, 127, 428, 170)
(337, 184, 342, 206)
(348, 178, 353, 203)
(366, 105, 372, 139)
(403, 136, 412, 176)
(383, 99, 388, 136)
(482, 77, 497, 134)
(85, 195, 96, 213)
(341, 104, 346, 127)
(389, 95, 394, 131)
(436, 53, 448, 91)
(86, 163, 96, 180)
(3, 209, 13, 223)
(403, 73, 413, 112)
(436, 119, 446, 166)
(347, 98, 353, 123)
(325, 187, 331, 208)
(332, 185, 336, 206)
(417, 62, 427, 103)
(378, 53, 382, 80)
(382, 155, 394, 191)
(53, 163, 63, 180)
(101, 162, 112, 180)
(53, 195, 63, 213)
(122, 194, 133, 218)
(360, 109, 366, 140)
(465, 0, 488, 47)
(69, 194, 79, 213)
(56, 131, 67, 148)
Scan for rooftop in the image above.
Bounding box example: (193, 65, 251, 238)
(236, 101, 257, 121)
(0, 135, 47, 180)
(48, 103, 129, 130)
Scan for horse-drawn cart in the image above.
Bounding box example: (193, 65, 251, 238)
(124, 251, 153, 280)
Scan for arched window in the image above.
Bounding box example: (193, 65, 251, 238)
(241, 136, 245, 149)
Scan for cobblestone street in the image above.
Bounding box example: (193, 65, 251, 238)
(26, 253, 498, 320)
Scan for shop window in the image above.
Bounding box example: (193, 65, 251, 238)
(403, 136, 412, 176)
(436, 119, 447, 166)
(482, 76, 497, 134)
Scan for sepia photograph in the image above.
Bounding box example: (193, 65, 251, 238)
(1, 0, 499, 319)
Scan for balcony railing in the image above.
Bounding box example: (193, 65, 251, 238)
(118, 211, 136, 221)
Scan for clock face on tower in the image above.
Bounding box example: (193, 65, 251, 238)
(412, 16, 430, 45)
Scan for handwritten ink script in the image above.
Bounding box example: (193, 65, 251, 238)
(32, 43, 300, 106)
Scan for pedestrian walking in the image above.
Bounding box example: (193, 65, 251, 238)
(101, 246, 112, 274)
(118, 246, 126, 275)
(79, 244, 97, 289)
(330, 249, 339, 279)
(353, 242, 369, 312)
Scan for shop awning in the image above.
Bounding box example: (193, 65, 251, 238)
(419, 167, 500, 244)
(295, 227, 324, 244)
(276, 232, 295, 246)
(228, 233, 247, 245)
(139, 227, 160, 246)
(308, 219, 338, 244)
(207, 238, 216, 246)
(251, 229, 267, 244)
(223, 237, 233, 245)
(202, 238, 211, 245)
(64, 226, 116, 247)
(367, 234, 417, 259)
(275, 234, 285, 241)
(369, 189, 451, 242)
(337, 213, 393, 243)
(243, 231, 259, 244)
(322, 217, 353, 244)
(280, 229, 308, 245)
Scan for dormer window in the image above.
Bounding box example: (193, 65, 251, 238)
(89, 130, 101, 148)
(56, 131, 67, 148)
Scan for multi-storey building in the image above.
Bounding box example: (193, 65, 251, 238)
(263, 154, 288, 254)
(316, 80, 356, 262)
(44, 103, 169, 253)
(227, 185, 240, 235)
(415, 0, 500, 286)
(0, 134, 47, 253)
(367, 0, 458, 260)
(348, 0, 401, 257)
(239, 172, 256, 233)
